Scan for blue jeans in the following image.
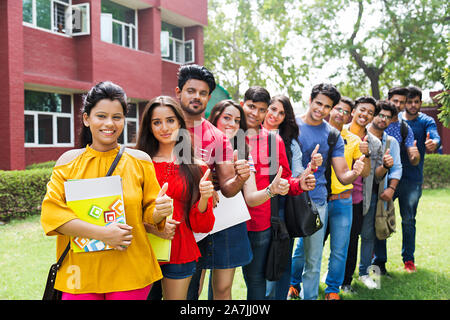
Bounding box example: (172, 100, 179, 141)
(325, 196, 353, 294)
(359, 193, 378, 276)
(290, 202, 328, 300)
(373, 180, 422, 264)
(242, 228, 272, 300)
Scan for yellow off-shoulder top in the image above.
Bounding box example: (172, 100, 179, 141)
(41, 145, 164, 294)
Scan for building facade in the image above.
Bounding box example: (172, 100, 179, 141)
(0, 0, 207, 170)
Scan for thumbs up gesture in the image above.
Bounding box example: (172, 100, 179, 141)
(233, 150, 251, 182)
(310, 144, 323, 170)
(359, 135, 370, 156)
(153, 182, 173, 224)
(268, 166, 290, 196)
(199, 168, 214, 201)
(409, 140, 419, 161)
(425, 132, 438, 152)
(382, 148, 393, 169)
(352, 155, 366, 176)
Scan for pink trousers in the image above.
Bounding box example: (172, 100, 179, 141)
(61, 284, 152, 300)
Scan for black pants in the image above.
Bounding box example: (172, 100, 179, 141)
(342, 201, 363, 286)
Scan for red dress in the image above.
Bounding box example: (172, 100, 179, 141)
(153, 162, 215, 264)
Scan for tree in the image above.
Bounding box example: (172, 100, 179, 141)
(436, 67, 450, 128)
(204, 0, 306, 101)
(294, 0, 450, 99)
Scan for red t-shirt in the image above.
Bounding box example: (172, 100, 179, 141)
(246, 127, 303, 232)
(188, 119, 234, 169)
(153, 162, 215, 264)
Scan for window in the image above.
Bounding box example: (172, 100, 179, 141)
(161, 22, 195, 64)
(118, 103, 139, 146)
(22, 0, 90, 36)
(24, 90, 73, 147)
(101, 0, 137, 49)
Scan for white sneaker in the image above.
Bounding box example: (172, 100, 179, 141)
(358, 275, 377, 289)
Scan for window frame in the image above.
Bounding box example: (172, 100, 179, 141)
(100, 2, 139, 50)
(161, 24, 195, 65)
(24, 90, 74, 148)
(22, 0, 90, 37)
(118, 102, 139, 147)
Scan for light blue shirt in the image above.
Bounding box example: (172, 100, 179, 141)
(290, 139, 304, 178)
(381, 131, 402, 188)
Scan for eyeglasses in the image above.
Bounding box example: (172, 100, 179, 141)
(377, 113, 392, 120)
(334, 107, 350, 116)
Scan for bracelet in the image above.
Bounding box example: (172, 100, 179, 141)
(383, 163, 391, 170)
(388, 186, 396, 191)
(265, 185, 276, 198)
(308, 163, 318, 173)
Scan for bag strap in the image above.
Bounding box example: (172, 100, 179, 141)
(106, 144, 125, 177)
(268, 131, 279, 218)
(378, 138, 391, 195)
(57, 144, 126, 269)
(325, 127, 340, 198)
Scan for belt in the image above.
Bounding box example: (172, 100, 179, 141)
(328, 189, 352, 201)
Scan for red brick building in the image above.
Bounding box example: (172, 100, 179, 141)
(0, 0, 207, 170)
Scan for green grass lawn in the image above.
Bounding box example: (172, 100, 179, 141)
(1, 189, 449, 300)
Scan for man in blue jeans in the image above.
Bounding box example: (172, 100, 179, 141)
(289, 84, 365, 300)
(373, 87, 420, 275)
(322, 97, 369, 300)
(395, 86, 440, 272)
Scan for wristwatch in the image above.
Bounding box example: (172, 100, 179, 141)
(265, 185, 276, 198)
(364, 152, 371, 158)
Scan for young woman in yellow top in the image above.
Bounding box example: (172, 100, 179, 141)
(40, 81, 173, 300)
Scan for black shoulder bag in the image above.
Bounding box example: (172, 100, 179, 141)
(42, 145, 125, 300)
(284, 138, 323, 238)
(265, 132, 291, 281)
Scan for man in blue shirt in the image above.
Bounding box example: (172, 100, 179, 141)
(289, 83, 365, 300)
(395, 86, 441, 272)
(373, 87, 420, 275)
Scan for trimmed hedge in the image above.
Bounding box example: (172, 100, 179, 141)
(0, 168, 52, 221)
(423, 154, 450, 189)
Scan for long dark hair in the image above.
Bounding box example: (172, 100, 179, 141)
(208, 99, 250, 160)
(79, 81, 128, 147)
(135, 96, 203, 229)
(269, 95, 299, 161)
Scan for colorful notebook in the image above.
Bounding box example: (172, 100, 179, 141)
(64, 175, 125, 253)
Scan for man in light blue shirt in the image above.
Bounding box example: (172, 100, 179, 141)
(358, 100, 402, 289)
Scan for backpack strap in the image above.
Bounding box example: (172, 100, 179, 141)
(400, 119, 409, 150)
(268, 131, 279, 218)
(325, 127, 341, 198)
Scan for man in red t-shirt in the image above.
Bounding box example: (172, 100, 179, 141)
(240, 86, 316, 300)
(174, 65, 251, 301)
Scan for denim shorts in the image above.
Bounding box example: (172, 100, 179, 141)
(160, 261, 197, 279)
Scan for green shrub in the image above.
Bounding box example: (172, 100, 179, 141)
(26, 161, 56, 170)
(423, 154, 450, 189)
(0, 168, 52, 221)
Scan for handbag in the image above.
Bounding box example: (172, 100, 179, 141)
(375, 139, 396, 240)
(284, 191, 322, 238)
(265, 132, 292, 281)
(42, 144, 125, 300)
(284, 137, 323, 238)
